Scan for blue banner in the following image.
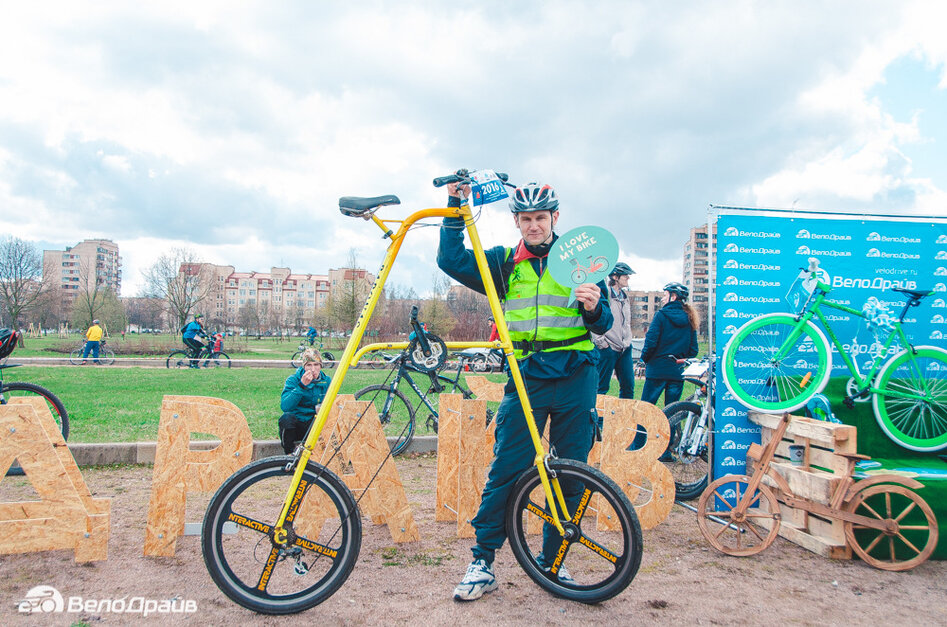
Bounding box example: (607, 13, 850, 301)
(713, 210, 947, 480)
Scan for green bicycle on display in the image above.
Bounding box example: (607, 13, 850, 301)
(722, 258, 947, 452)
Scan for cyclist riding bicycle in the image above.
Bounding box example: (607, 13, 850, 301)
(305, 326, 318, 345)
(181, 314, 208, 369)
(437, 180, 613, 601)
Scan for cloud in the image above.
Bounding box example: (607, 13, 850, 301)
(1, 1, 946, 299)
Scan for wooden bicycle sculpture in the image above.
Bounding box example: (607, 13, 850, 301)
(696, 413, 938, 571)
(200, 170, 643, 614)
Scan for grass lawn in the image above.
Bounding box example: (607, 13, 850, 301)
(1, 365, 507, 443)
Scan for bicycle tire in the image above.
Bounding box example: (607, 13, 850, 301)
(101, 348, 116, 366)
(471, 354, 489, 372)
(505, 458, 642, 603)
(696, 475, 780, 556)
(69, 348, 83, 365)
(167, 350, 191, 369)
(202, 457, 361, 614)
(3, 382, 70, 476)
(843, 482, 938, 571)
(872, 346, 947, 452)
(352, 385, 415, 456)
(722, 313, 832, 412)
(322, 351, 335, 362)
(204, 352, 232, 369)
(290, 350, 304, 368)
(663, 401, 708, 501)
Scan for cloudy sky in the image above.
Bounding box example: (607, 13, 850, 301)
(2, 1, 946, 298)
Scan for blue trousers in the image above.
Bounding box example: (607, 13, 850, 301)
(640, 378, 684, 407)
(471, 362, 597, 565)
(81, 340, 100, 363)
(595, 346, 635, 399)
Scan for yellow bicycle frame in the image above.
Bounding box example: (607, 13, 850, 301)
(271, 203, 570, 544)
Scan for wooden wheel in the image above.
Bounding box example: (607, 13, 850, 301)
(696, 475, 781, 557)
(843, 483, 939, 571)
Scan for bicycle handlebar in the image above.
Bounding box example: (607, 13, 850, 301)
(432, 169, 510, 188)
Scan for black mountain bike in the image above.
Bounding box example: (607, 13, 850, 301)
(354, 307, 495, 455)
(1, 330, 69, 476)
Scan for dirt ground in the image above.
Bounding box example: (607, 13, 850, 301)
(1, 454, 945, 626)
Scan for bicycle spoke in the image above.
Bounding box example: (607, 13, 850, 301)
(893, 500, 917, 523)
(894, 532, 922, 555)
(255, 546, 281, 592)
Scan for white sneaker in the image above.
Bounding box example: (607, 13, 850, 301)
(452, 559, 498, 601)
(537, 555, 575, 584)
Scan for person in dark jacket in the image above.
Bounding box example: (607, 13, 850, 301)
(278, 348, 331, 454)
(437, 180, 612, 602)
(640, 282, 699, 406)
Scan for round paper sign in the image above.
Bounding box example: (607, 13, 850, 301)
(547, 226, 620, 298)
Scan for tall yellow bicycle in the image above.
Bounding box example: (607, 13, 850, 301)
(201, 170, 643, 614)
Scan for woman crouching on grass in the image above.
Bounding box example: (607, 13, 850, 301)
(279, 348, 330, 454)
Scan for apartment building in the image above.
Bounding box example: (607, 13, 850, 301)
(43, 239, 122, 307)
(185, 263, 374, 330)
(681, 222, 717, 305)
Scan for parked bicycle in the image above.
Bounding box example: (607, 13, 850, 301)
(722, 257, 947, 452)
(166, 332, 231, 368)
(354, 307, 495, 455)
(291, 338, 335, 367)
(69, 337, 116, 365)
(0, 329, 69, 476)
(457, 346, 505, 373)
(663, 356, 713, 501)
(697, 412, 938, 571)
(201, 169, 641, 614)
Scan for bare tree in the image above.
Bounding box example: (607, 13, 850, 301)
(143, 248, 211, 331)
(325, 249, 372, 334)
(420, 273, 457, 338)
(0, 237, 48, 328)
(446, 283, 493, 341)
(124, 296, 166, 331)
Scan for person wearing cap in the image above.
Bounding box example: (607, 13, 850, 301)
(181, 313, 208, 369)
(592, 262, 636, 400)
(81, 319, 104, 365)
(640, 282, 699, 406)
(437, 179, 613, 601)
(278, 348, 331, 454)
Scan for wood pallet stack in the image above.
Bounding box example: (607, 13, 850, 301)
(746, 411, 856, 560)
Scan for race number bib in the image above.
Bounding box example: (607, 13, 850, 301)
(470, 170, 509, 207)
